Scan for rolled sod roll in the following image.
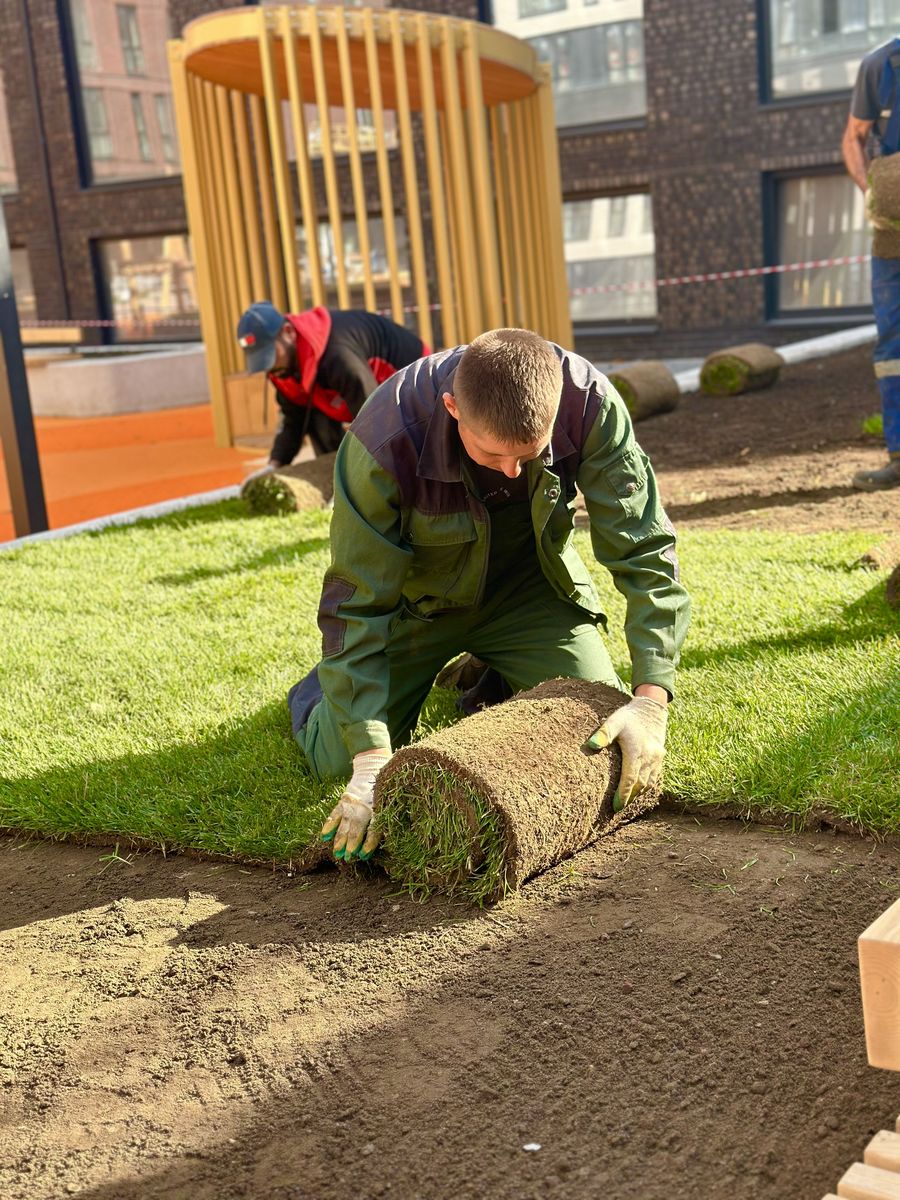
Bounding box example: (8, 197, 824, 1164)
(699, 343, 783, 396)
(373, 678, 661, 904)
(608, 361, 680, 422)
(241, 452, 337, 515)
(868, 154, 900, 233)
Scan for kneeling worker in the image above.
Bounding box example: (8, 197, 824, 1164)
(237, 302, 429, 470)
(288, 329, 691, 861)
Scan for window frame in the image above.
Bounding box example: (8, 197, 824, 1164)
(480, 0, 649, 132)
(562, 187, 659, 331)
(761, 164, 873, 323)
(756, 0, 871, 108)
(93, 230, 201, 345)
(57, 0, 185, 190)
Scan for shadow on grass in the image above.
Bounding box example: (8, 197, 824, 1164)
(154, 536, 329, 587)
(680, 579, 898, 671)
(0, 701, 333, 907)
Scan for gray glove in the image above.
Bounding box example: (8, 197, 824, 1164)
(585, 696, 668, 809)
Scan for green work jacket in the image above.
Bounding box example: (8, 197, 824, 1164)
(316, 346, 691, 757)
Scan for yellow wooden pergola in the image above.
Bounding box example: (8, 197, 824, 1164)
(167, 4, 572, 447)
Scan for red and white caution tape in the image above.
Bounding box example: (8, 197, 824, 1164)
(17, 252, 871, 327)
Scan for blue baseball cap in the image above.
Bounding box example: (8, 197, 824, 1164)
(236, 301, 286, 374)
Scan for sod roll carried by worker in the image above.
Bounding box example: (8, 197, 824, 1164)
(699, 343, 783, 396)
(241, 452, 337, 515)
(373, 678, 661, 904)
(608, 361, 680, 422)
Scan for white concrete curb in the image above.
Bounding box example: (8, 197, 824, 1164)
(0, 485, 241, 552)
(672, 322, 877, 393)
(0, 322, 880, 554)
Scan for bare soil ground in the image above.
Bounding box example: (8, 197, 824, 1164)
(2, 345, 898, 1200)
(636, 344, 896, 534)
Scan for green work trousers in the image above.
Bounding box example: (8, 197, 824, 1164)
(294, 565, 623, 781)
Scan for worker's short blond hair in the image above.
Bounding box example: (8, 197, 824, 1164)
(452, 328, 562, 443)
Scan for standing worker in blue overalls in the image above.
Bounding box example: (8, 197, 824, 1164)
(843, 39, 900, 491)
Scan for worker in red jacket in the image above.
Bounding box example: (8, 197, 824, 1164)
(237, 302, 429, 473)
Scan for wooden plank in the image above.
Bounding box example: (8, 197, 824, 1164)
(839, 1161, 900, 1198)
(224, 372, 279, 440)
(859, 898, 900, 1070)
(866, 1131, 900, 1173)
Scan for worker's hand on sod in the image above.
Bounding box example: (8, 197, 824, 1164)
(585, 693, 668, 810)
(320, 749, 392, 861)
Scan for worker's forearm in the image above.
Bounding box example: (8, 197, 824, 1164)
(842, 132, 869, 192)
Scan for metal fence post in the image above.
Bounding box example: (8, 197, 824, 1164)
(0, 198, 47, 537)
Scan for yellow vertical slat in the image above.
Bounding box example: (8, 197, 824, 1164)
(215, 85, 252, 313)
(249, 92, 286, 311)
(509, 101, 537, 332)
(308, 8, 349, 308)
(167, 43, 231, 446)
(527, 91, 555, 338)
(536, 68, 573, 347)
(439, 16, 480, 341)
(415, 11, 456, 348)
(501, 103, 527, 328)
(201, 79, 241, 375)
(257, 7, 303, 312)
(362, 7, 403, 323)
(335, 9, 375, 311)
(489, 105, 515, 328)
(462, 24, 503, 330)
(389, 9, 432, 345)
(521, 94, 548, 335)
(279, 7, 325, 306)
(231, 91, 266, 301)
(439, 111, 464, 342)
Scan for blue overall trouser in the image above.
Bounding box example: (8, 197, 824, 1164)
(871, 256, 900, 453)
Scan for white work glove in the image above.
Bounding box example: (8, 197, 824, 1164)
(320, 749, 391, 862)
(584, 696, 668, 811)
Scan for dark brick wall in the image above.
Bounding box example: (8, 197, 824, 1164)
(0, 0, 867, 355)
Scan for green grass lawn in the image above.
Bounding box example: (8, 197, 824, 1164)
(1, 502, 897, 867)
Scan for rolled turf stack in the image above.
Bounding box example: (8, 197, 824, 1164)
(373, 678, 660, 904)
(608, 361, 680, 422)
(868, 155, 900, 259)
(241, 452, 337, 516)
(699, 343, 783, 397)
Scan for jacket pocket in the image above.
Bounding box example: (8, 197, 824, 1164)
(401, 510, 478, 606)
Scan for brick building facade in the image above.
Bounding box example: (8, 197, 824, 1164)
(0, 0, 879, 358)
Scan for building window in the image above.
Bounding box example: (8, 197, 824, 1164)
(97, 234, 200, 342)
(11, 248, 36, 322)
(154, 95, 177, 164)
(491, 0, 646, 127)
(83, 87, 113, 160)
(765, 0, 900, 98)
(295, 216, 412, 310)
(0, 69, 16, 195)
(564, 193, 657, 322)
(771, 173, 871, 311)
(66, 0, 178, 183)
(117, 4, 145, 76)
(131, 94, 152, 161)
(70, 0, 98, 70)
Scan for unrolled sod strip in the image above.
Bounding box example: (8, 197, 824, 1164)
(241, 452, 337, 515)
(699, 342, 784, 396)
(608, 360, 680, 423)
(373, 678, 661, 904)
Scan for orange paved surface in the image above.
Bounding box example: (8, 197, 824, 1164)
(0, 404, 261, 542)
